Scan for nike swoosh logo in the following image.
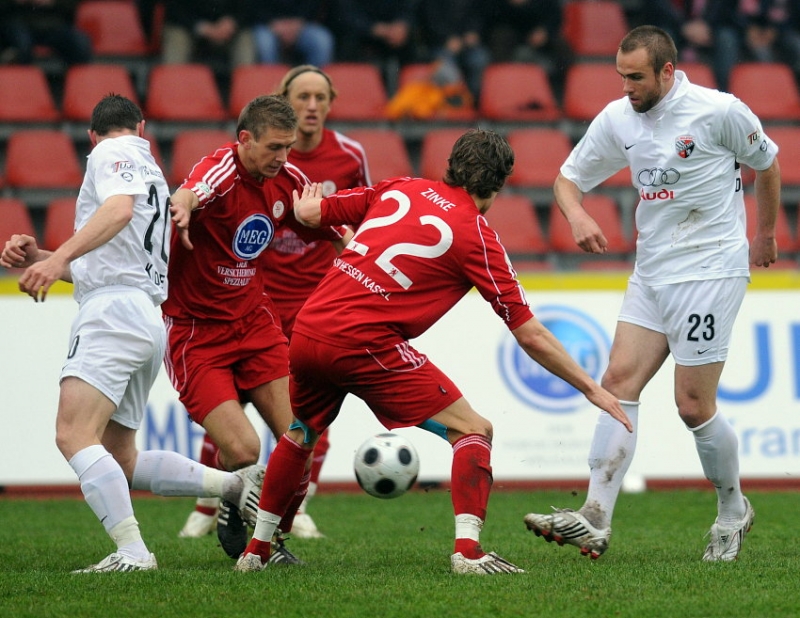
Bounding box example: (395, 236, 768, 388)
(698, 348, 711, 355)
(624, 143, 636, 150)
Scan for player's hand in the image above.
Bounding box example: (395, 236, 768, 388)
(570, 213, 608, 254)
(170, 199, 194, 250)
(749, 234, 777, 268)
(293, 183, 324, 227)
(18, 254, 65, 302)
(0, 234, 39, 269)
(586, 387, 633, 433)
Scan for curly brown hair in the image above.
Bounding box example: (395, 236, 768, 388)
(444, 129, 514, 199)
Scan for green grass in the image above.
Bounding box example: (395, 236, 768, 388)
(0, 488, 798, 618)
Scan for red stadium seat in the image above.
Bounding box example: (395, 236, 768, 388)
(5, 131, 83, 189)
(548, 195, 633, 254)
(680, 61, 717, 90)
(485, 194, 549, 256)
(764, 126, 800, 187)
(506, 128, 573, 189)
(168, 129, 233, 187)
(563, 62, 623, 122)
(729, 63, 800, 121)
(43, 197, 76, 251)
(479, 63, 560, 122)
(0, 65, 59, 122)
(145, 64, 226, 122)
(75, 0, 149, 57)
(562, 0, 629, 58)
(418, 128, 471, 181)
(324, 63, 389, 121)
(344, 128, 414, 182)
(743, 194, 797, 252)
(228, 64, 291, 118)
(62, 64, 139, 121)
(0, 198, 36, 238)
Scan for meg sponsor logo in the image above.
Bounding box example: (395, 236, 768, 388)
(498, 305, 610, 412)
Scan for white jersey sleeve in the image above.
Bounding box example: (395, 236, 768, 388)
(71, 135, 171, 305)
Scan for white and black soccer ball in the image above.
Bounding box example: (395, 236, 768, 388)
(353, 433, 420, 499)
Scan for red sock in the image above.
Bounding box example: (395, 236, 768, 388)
(280, 469, 310, 533)
(309, 430, 330, 485)
(256, 435, 310, 517)
(451, 434, 492, 558)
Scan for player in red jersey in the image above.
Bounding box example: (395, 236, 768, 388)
(166, 94, 348, 561)
(234, 129, 632, 574)
(179, 66, 372, 540)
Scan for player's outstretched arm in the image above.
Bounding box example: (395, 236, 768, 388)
(554, 173, 608, 254)
(18, 194, 134, 302)
(169, 188, 199, 250)
(512, 316, 632, 432)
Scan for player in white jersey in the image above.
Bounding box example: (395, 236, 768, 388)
(524, 26, 781, 562)
(0, 95, 264, 573)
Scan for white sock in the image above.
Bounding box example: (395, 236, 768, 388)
(583, 402, 639, 528)
(690, 411, 745, 524)
(69, 445, 148, 558)
(131, 450, 210, 496)
(252, 509, 282, 544)
(454, 514, 483, 542)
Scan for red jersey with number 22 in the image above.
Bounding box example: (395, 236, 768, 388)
(293, 177, 534, 348)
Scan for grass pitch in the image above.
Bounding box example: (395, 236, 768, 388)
(0, 488, 798, 618)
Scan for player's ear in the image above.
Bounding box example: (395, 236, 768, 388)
(87, 129, 98, 147)
(137, 120, 146, 138)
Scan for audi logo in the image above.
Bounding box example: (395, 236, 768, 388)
(637, 167, 681, 186)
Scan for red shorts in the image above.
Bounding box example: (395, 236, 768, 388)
(288, 332, 462, 433)
(164, 303, 289, 424)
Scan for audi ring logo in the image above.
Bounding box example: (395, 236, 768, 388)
(637, 167, 681, 186)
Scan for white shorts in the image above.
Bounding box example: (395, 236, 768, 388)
(618, 274, 748, 366)
(60, 285, 166, 430)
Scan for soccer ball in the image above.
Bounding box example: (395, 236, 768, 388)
(353, 433, 420, 499)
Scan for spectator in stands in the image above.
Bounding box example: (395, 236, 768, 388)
(640, 0, 745, 91)
(740, 0, 800, 77)
(414, 0, 491, 101)
(482, 0, 573, 97)
(160, 0, 255, 69)
(0, 0, 92, 66)
(251, 0, 334, 67)
(331, 0, 415, 89)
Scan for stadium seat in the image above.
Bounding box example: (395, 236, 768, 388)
(743, 194, 797, 252)
(729, 63, 800, 121)
(344, 128, 414, 182)
(562, 0, 629, 58)
(168, 129, 233, 187)
(485, 194, 549, 257)
(62, 64, 139, 121)
(479, 63, 560, 122)
(0, 198, 37, 273)
(75, 0, 149, 57)
(0, 65, 59, 123)
(43, 197, 76, 251)
(228, 64, 291, 118)
(418, 128, 472, 180)
(548, 195, 633, 254)
(680, 61, 717, 90)
(563, 62, 623, 122)
(506, 128, 573, 189)
(5, 131, 83, 190)
(0, 197, 36, 236)
(764, 126, 800, 187)
(324, 63, 389, 121)
(145, 64, 227, 122)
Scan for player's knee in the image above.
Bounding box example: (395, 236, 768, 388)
(221, 443, 260, 470)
